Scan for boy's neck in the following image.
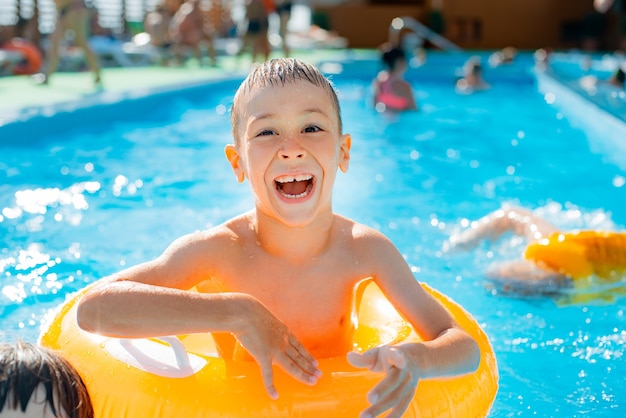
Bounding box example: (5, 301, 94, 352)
(253, 210, 335, 262)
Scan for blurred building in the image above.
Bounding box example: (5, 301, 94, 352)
(1, 0, 624, 52)
(312, 0, 625, 51)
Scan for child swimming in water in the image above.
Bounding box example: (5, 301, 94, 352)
(76, 58, 479, 418)
(373, 46, 418, 112)
(446, 205, 626, 295)
(0, 340, 94, 418)
(456, 56, 490, 94)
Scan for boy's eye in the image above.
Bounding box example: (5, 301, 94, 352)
(257, 129, 275, 137)
(303, 125, 321, 133)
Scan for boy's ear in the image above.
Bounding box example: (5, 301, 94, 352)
(339, 134, 351, 173)
(225, 144, 245, 183)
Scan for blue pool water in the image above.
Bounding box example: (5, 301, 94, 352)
(1, 52, 625, 416)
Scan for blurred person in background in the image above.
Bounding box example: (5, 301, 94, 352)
(169, 0, 217, 66)
(456, 56, 490, 94)
(144, 1, 175, 65)
(238, 0, 270, 64)
(34, 0, 102, 85)
(274, 0, 292, 57)
(373, 46, 417, 112)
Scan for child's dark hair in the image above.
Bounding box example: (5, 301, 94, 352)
(381, 47, 407, 71)
(0, 340, 94, 418)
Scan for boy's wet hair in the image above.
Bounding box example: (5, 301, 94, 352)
(0, 340, 94, 418)
(231, 58, 342, 144)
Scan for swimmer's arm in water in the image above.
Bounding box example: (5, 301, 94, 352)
(446, 205, 559, 251)
(485, 259, 569, 293)
(76, 228, 321, 399)
(346, 229, 480, 418)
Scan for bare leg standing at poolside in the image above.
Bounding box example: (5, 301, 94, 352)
(274, 0, 292, 57)
(237, 0, 270, 64)
(35, 0, 102, 86)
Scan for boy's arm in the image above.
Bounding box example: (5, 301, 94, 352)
(485, 259, 569, 294)
(348, 231, 480, 418)
(76, 231, 321, 398)
(77, 231, 231, 336)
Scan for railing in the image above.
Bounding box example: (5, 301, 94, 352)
(389, 15, 462, 52)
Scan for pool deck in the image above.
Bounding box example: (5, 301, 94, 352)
(0, 49, 362, 126)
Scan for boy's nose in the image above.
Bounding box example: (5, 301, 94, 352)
(279, 137, 306, 159)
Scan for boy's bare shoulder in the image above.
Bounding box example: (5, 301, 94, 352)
(333, 215, 403, 275)
(334, 214, 393, 244)
(170, 213, 253, 252)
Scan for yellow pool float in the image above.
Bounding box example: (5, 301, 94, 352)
(40, 280, 498, 417)
(525, 231, 626, 280)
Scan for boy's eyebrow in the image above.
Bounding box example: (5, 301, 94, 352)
(250, 107, 330, 122)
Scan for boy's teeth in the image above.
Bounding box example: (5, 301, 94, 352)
(276, 174, 313, 183)
(278, 182, 313, 198)
(280, 189, 310, 199)
(275, 174, 313, 198)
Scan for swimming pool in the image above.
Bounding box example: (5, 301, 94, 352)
(1, 51, 625, 416)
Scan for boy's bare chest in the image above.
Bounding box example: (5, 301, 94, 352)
(230, 256, 355, 309)
(221, 250, 361, 348)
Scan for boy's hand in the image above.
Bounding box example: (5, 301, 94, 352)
(347, 346, 419, 418)
(234, 301, 322, 400)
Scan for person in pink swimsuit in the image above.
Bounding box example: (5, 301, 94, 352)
(373, 47, 417, 112)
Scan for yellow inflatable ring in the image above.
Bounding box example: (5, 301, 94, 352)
(524, 231, 626, 280)
(40, 280, 498, 417)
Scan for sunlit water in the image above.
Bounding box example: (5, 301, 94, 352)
(1, 52, 625, 416)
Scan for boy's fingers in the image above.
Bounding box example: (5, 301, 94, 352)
(387, 387, 415, 418)
(285, 345, 321, 377)
(366, 363, 403, 404)
(258, 359, 279, 400)
(349, 347, 406, 373)
(276, 351, 319, 385)
(388, 348, 406, 369)
(290, 336, 317, 366)
(347, 350, 375, 369)
(364, 386, 414, 418)
(364, 370, 413, 418)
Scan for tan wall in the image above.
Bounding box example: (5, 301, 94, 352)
(314, 4, 426, 48)
(313, 0, 618, 50)
(442, 0, 595, 49)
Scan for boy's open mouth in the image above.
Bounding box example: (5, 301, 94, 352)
(275, 174, 314, 199)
